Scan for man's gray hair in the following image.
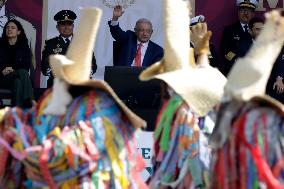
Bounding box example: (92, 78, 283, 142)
(135, 18, 153, 29)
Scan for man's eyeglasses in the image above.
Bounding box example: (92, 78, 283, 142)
(239, 8, 253, 13)
(136, 29, 153, 34)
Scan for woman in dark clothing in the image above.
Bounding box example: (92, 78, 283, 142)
(0, 19, 34, 107)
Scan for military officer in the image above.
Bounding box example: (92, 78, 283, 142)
(220, 0, 258, 76)
(41, 10, 97, 88)
(190, 15, 221, 72)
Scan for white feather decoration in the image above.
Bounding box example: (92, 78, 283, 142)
(43, 78, 72, 115)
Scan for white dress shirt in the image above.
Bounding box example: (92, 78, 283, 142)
(110, 20, 149, 66)
(110, 20, 119, 26)
(131, 40, 149, 66)
(240, 22, 249, 32)
(61, 36, 72, 44)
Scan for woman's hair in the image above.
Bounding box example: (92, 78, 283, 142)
(1, 19, 29, 46)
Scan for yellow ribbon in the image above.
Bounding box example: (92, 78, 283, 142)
(103, 118, 129, 189)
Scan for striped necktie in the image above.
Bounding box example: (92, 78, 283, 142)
(134, 43, 143, 67)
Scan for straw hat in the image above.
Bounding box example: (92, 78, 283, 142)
(139, 0, 227, 117)
(45, 8, 146, 128)
(225, 10, 284, 110)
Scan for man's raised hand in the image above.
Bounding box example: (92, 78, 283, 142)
(112, 5, 124, 21)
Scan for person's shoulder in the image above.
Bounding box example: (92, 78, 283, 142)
(17, 42, 31, 54)
(0, 38, 6, 49)
(45, 36, 61, 44)
(0, 38, 4, 44)
(222, 22, 241, 36)
(121, 30, 136, 40)
(223, 21, 238, 29)
(149, 40, 163, 50)
(126, 30, 135, 36)
(226, 22, 241, 29)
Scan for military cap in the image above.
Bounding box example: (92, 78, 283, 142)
(54, 10, 77, 24)
(190, 15, 205, 26)
(236, 0, 259, 9)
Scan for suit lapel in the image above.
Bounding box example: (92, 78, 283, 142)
(238, 23, 250, 38)
(130, 38, 137, 66)
(238, 23, 245, 35)
(142, 41, 152, 66)
(58, 36, 65, 44)
(59, 36, 69, 54)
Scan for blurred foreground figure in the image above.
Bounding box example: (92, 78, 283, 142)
(140, 1, 226, 188)
(0, 7, 148, 189)
(210, 11, 284, 189)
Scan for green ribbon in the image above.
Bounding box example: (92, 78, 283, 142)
(154, 95, 183, 152)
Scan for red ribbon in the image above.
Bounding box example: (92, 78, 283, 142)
(237, 113, 284, 189)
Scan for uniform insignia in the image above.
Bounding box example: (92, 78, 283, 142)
(233, 35, 240, 40)
(53, 44, 63, 54)
(225, 51, 236, 61)
(208, 53, 213, 59)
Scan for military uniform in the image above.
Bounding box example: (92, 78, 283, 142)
(220, 22, 252, 75)
(220, 0, 258, 76)
(41, 36, 69, 87)
(190, 15, 221, 72)
(41, 10, 97, 88)
(41, 36, 97, 88)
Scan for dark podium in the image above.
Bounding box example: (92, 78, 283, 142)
(104, 66, 161, 131)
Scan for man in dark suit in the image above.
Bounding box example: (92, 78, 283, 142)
(108, 5, 164, 67)
(220, 0, 258, 76)
(237, 17, 264, 58)
(41, 10, 97, 88)
(266, 47, 284, 104)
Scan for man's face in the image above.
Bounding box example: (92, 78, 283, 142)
(135, 22, 153, 43)
(251, 22, 263, 39)
(238, 7, 254, 24)
(56, 22, 74, 38)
